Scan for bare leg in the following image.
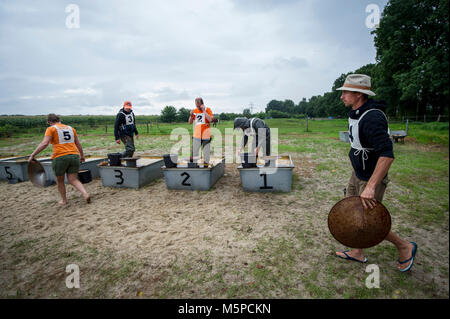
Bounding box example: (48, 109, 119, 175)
(384, 231, 414, 270)
(336, 248, 366, 262)
(67, 173, 90, 203)
(56, 175, 67, 205)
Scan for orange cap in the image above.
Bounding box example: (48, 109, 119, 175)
(123, 101, 132, 108)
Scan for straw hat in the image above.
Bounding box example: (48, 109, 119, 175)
(336, 74, 376, 96)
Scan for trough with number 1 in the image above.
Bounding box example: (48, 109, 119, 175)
(238, 155, 294, 192)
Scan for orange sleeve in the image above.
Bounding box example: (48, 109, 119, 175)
(44, 127, 53, 137)
(207, 108, 213, 120)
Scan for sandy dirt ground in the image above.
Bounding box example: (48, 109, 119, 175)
(0, 148, 448, 298)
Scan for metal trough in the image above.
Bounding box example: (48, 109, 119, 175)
(339, 131, 350, 143)
(0, 156, 51, 182)
(41, 156, 106, 184)
(162, 157, 225, 191)
(98, 156, 164, 189)
(238, 155, 294, 192)
(390, 130, 407, 143)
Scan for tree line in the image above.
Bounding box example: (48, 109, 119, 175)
(159, 0, 448, 122)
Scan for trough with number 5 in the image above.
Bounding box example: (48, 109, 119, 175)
(238, 155, 294, 192)
(162, 157, 225, 191)
(0, 156, 51, 183)
(97, 156, 164, 189)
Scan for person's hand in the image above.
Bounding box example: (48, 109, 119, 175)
(116, 139, 121, 144)
(199, 104, 205, 112)
(255, 147, 259, 157)
(135, 134, 139, 140)
(80, 156, 85, 163)
(360, 185, 377, 209)
(27, 155, 35, 162)
(190, 110, 194, 117)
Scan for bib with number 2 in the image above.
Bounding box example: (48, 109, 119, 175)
(195, 113, 206, 125)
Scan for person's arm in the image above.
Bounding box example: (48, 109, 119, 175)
(114, 113, 123, 142)
(240, 134, 248, 151)
(188, 110, 194, 124)
(28, 136, 52, 162)
(360, 157, 394, 209)
(74, 135, 85, 162)
(204, 107, 213, 122)
(133, 113, 139, 138)
(360, 112, 394, 209)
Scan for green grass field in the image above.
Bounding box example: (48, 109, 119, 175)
(0, 118, 448, 298)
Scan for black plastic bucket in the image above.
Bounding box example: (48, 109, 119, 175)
(78, 169, 92, 184)
(124, 158, 137, 168)
(242, 153, 257, 168)
(107, 153, 122, 166)
(163, 154, 178, 168)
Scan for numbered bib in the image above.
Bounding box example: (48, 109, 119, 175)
(53, 125, 74, 144)
(121, 111, 135, 125)
(195, 113, 206, 126)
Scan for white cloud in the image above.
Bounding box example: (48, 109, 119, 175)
(0, 0, 388, 115)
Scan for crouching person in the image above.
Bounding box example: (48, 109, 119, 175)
(28, 113, 91, 205)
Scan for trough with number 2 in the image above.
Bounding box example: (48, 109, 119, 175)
(162, 157, 225, 191)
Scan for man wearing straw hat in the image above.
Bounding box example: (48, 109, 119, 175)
(334, 74, 417, 272)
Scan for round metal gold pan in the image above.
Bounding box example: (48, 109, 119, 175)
(27, 160, 48, 188)
(328, 196, 391, 249)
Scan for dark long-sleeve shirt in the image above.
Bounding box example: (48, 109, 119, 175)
(114, 108, 138, 140)
(348, 99, 394, 181)
(241, 118, 270, 150)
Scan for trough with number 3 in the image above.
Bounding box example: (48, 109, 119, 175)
(98, 156, 164, 189)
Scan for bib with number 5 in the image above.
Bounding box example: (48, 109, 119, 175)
(53, 125, 75, 144)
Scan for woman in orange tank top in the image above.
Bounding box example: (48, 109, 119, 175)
(28, 114, 90, 205)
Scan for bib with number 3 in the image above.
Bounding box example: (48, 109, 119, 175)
(53, 125, 74, 144)
(195, 113, 206, 126)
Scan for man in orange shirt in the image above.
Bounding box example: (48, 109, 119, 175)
(28, 114, 90, 205)
(188, 97, 213, 164)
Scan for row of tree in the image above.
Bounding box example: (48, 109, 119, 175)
(264, 0, 448, 119)
(159, 0, 448, 122)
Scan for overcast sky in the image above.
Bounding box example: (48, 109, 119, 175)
(0, 0, 388, 115)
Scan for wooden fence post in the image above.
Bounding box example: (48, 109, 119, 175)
(305, 117, 309, 132)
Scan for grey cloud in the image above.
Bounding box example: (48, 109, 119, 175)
(0, 0, 389, 115)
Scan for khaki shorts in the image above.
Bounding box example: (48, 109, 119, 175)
(346, 171, 389, 202)
(52, 154, 80, 177)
